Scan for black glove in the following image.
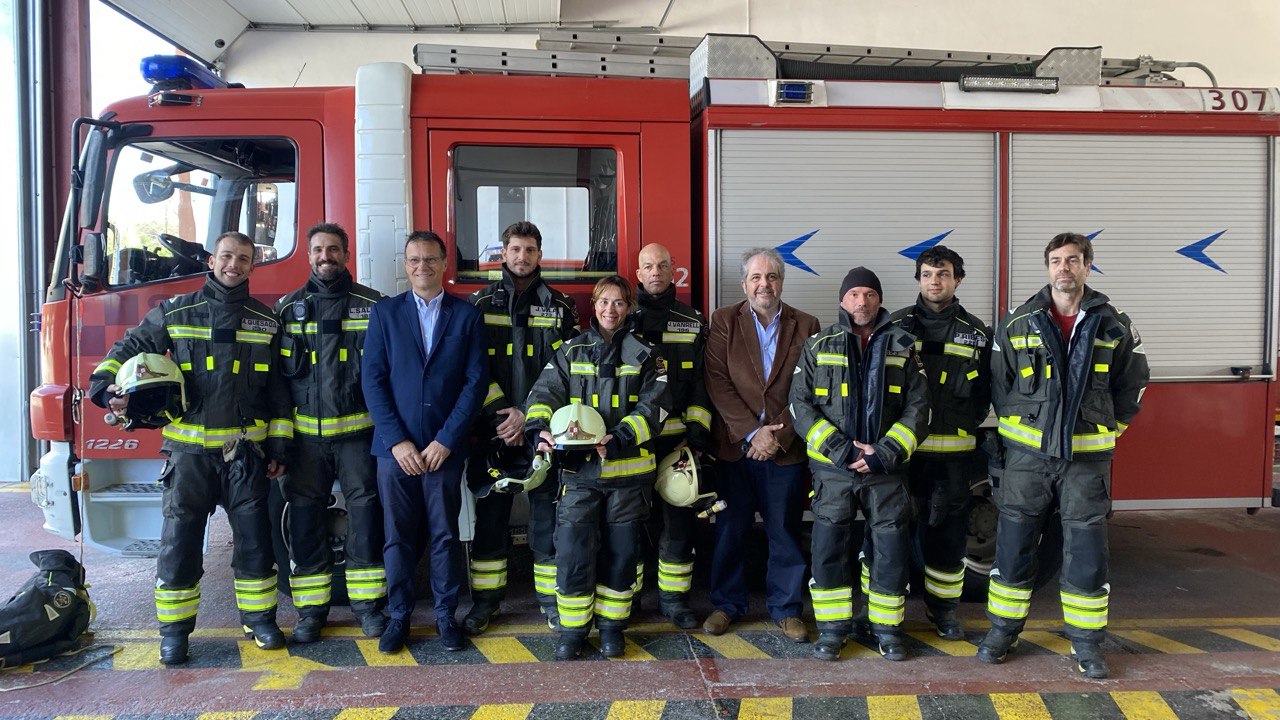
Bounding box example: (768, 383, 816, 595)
(602, 434, 625, 460)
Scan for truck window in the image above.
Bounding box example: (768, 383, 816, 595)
(102, 137, 297, 288)
(452, 145, 617, 282)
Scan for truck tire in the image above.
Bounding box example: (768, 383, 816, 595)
(959, 475, 1063, 602)
(268, 478, 351, 607)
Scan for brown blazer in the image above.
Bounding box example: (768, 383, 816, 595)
(705, 299, 821, 465)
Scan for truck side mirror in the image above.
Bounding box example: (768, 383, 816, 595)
(78, 232, 104, 292)
(133, 170, 175, 204)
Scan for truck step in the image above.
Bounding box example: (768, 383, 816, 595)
(121, 539, 162, 558)
(96, 482, 162, 496)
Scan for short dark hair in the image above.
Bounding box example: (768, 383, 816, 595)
(1044, 232, 1093, 267)
(214, 231, 255, 252)
(591, 274, 635, 309)
(501, 221, 542, 249)
(915, 245, 966, 280)
(307, 222, 349, 252)
(405, 230, 446, 259)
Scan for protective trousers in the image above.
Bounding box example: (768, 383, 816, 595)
(280, 438, 386, 618)
(555, 484, 650, 637)
(909, 457, 972, 614)
(647, 439, 696, 608)
(467, 442, 560, 614)
(987, 450, 1111, 645)
(809, 471, 910, 638)
(154, 446, 276, 637)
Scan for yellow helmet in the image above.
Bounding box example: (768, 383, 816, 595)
(112, 352, 186, 430)
(549, 403, 607, 448)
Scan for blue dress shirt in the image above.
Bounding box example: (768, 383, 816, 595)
(746, 307, 782, 442)
(412, 290, 444, 358)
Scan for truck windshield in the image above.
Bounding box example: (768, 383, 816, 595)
(452, 145, 617, 283)
(102, 137, 297, 287)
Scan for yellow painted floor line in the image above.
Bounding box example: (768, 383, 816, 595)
(906, 631, 976, 657)
(237, 642, 332, 690)
(473, 636, 538, 664)
(197, 714, 257, 720)
(605, 700, 665, 720)
(603, 638, 656, 661)
(1113, 630, 1206, 654)
(991, 693, 1052, 720)
(738, 697, 791, 720)
(867, 694, 923, 720)
(332, 709, 399, 720)
(1212, 628, 1280, 651)
(356, 638, 417, 667)
(113, 641, 164, 670)
(1112, 690, 1179, 720)
(1018, 631, 1073, 655)
(1231, 688, 1280, 720)
(0, 483, 31, 492)
(699, 633, 770, 659)
(470, 704, 534, 720)
(53, 716, 114, 720)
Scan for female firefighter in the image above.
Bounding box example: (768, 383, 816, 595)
(524, 275, 671, 660)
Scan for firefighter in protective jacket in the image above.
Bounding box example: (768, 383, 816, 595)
(524, 276, 671, 661)
(789, 267, 929, 662)
(628, 243, 712, 629)
(464, 221, 579, 635)
(89, 232, 293, 666)
(884, 246, 992, 640)
(976, 233, 1148, 680)
(275, 223, 388, 642)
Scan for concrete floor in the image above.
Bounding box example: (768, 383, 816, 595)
(1, 480, 1279, 719)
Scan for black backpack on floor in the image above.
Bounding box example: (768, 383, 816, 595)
(0, 550, 92, 668)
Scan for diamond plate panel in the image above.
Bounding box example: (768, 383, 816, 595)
(1037, 47, 1102, 85)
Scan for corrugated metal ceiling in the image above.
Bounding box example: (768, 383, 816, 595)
(104, 0, 563, 63)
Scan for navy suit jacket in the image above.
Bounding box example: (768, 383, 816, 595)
(362, 290, 487, 458)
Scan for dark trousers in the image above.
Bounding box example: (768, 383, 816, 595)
(556, 483, 650, 632)
(468, 441, 559, 607)
(282, 437, 384, 616)
(708, 457, 807, 622)
(909, 457, 972, 613)
(156, 448, 275, 636)
(377, 454, 464, 623)
(989, 450, 1112, 644)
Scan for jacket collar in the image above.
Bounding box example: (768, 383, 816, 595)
(838, 306, 892, 336)
(306, 269, 353, 296)
(1028, 284, 1110, 313)
(202, 272, 249, 306)
(912, 294, 962, 321)
(636, 282, 676, 309)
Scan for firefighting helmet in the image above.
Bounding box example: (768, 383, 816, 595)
(494, 451, 551, 494)
(549, 403, 607, 448)
(471, 438, 550, 499)
(656, 447, 726, 517)
(113, 352, 186, 430)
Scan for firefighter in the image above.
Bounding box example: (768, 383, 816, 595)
(789, 267, 929, 662)
(464, 221, 579, 635)
(628, 243, 712, 629)
(89, 231, 293, 666)
(275, 223, 388, 642)
(884, 245, 992, 639)
(976, 233, 1148, 679)
(524, 275, 670, 660)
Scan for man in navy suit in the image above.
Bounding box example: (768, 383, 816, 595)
(362, 230, 487, 654)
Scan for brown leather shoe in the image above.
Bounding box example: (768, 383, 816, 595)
(778, 617, 808, 643)
(702, 610, 733, 636)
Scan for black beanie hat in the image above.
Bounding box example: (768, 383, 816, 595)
(839, 266, 882, 301)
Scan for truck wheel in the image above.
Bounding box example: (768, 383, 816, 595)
(959, 476, 1064, 602)
(268, 479, 351, 607)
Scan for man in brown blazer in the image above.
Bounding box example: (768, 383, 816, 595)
(702, 248, 821, 642)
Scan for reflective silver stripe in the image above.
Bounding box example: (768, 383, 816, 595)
(662, 332, 697, 344)
(816, 352, 847, 367)
(601, 452, 656, 479)
(885, 355, 907, 368)
(943, 343, 976, 359)
(557, 593, 594, 628)
(484, 314, 513, 327)
(594, 584, 634, 620)
(886, 422, 918, 457)
(997, 416, 1042, 449)
(918, 432, 977, 453)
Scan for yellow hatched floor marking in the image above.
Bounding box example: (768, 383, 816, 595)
(473, 636, 538, 664)
(53, 716, 113, 720)
(1018, 631, 1073, 655)
(237, 642, 331, 690)
(1112, 691, 1178, 720)
(1113, 630, 1206, 654)
(197, 714, 257, 720)
(699, 633, 770, 659)
(605, 700, 665, 720)
(990, 693, 1052, 720)
(1212, 628, 1280, 651)
(906, 631, 976, 657)
(738, 697, 791, 720)
(356, 638, 417, 667)
(866, 694, 923, 720)
(0, 482, 30, 493)
(333, 709, 399, 720)
(839, 640, 878, 659)
(113, 641, 164, 670)
(470, 704, 534, 720)
(603, 638, 657, 661)
(1231, 689, 1280, 720)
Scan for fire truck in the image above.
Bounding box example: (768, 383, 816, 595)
(28, 33, 1280, 595)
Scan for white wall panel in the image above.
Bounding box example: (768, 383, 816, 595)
(1010, 134, 1271, 377)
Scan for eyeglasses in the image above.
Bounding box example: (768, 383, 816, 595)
(406, 256, 445, 267)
